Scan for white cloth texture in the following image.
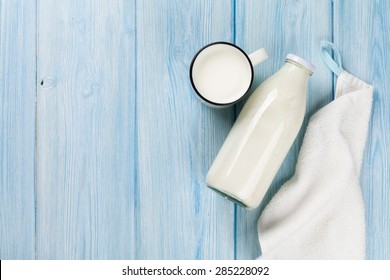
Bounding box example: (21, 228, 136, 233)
(257, 42, 374, 260)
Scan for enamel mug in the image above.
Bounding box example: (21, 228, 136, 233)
(189, 42, 268, 107)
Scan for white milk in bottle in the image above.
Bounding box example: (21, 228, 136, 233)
(206, 54, 315, 209)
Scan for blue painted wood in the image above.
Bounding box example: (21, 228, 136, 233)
(135, 0, 235, 259)
(0, 0, 36, 259)
(234, 0, 333, 259)
(1, 0, 389, 260)
(334, 0, 390, 259)
(36, 0, 137, 259)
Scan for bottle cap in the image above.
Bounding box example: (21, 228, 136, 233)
(286, 54, 316, 74)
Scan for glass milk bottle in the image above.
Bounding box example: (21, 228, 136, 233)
(206, 54, 315, 209)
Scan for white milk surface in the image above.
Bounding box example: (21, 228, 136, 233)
(206, 61, 311, 209)
(192, 44, 252, 104)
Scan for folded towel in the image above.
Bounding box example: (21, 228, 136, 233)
(257, 42, 373, 259)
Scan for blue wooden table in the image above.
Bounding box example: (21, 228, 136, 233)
(1, 0, 389, 259)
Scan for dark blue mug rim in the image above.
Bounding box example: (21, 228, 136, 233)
(189, 41, 254, 106)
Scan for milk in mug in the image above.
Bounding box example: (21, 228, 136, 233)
(206, 54, 315, 209)
(191, 43, 253, 104)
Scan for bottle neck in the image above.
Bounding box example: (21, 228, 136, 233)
(285, 59, 313, 76)
(276, 61, 312, 89)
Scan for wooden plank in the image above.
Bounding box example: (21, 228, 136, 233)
(0, 0, 36, 259)
(234, 0, 333, 259)
(36, 0, 136, 259)
(334, 0, 390, 259)
(136, 0, 235, 259)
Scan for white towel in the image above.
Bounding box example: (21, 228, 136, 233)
(257, 64, 374, 259)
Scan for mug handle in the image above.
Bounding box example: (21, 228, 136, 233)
(248, 48, 268, 66)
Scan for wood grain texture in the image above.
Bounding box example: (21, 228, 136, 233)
(1, 0, 390, 260)
(136, 0, 235, 259)
(234, 0, 333, 259)
(36, 0, 137, 259)
(0, 0, 36, 259)
(334, 0, 390, 259)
